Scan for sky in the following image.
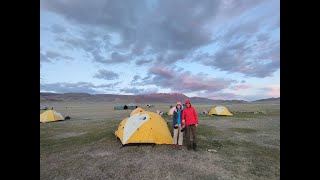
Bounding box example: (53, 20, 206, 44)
(40, 0, 280, 101)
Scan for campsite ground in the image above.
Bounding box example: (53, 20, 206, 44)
(40, 102, 280, 180)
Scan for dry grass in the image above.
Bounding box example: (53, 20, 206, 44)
(40, 102, 280, 180)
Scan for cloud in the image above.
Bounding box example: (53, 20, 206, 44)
(119, 87, 158, 95)
(40, 51, 72, 63)
(260, 85, 280, 97)
(40, 81, 121, 94)
(140, 66, 234, 93)
(51, 24, 66, 33)
(40, 52, 50, 62)
(221, 20, 260, 43)
(230, 84, 251, 90)
(186, 1, 279, 78)
(40, 0, 279, 99)
(135, 59, 153, 65)
(56, 33, 130, 64)
(199, 25, 279, 78)
(93, 69, 119, 80)
(130, 75, 141, 85)
(149, 67, 175, 79)
(256, 33, 270, 42)
(196, 91, 240, 100)
(104, 52, 128, 64)
(41, 0, 268, 66)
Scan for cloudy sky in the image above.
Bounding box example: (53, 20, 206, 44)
(40, 0, 280, 101)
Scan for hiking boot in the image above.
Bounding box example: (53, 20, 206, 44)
(172, 144, 177, 149)
(178, 145, 182, 150)
(193, 143, 197, 151)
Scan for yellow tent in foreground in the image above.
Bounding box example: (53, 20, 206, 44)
(40, 110, 64, 123)
(130, 107, 145, 116)
(208, 106, 233, 116)
(115, 109, 173, 145)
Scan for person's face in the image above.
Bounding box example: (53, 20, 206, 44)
(177, 104, 181, 109)
(186, 103, 191, 107)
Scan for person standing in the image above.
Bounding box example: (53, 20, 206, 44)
(182, 99, 199, 151)
(172, 102, 184, 150)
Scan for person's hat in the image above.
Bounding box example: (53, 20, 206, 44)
(185, 99, 191, 104)
(176, 102, 182, 106)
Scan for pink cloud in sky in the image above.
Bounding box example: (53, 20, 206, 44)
(230, 84, 251, 90)
(266, 85, 280, 97)
(149, 67, 175, 78)
(147, 66, 234, 92)
(196, 91, 240, 100)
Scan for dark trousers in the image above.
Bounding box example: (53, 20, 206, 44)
(186, 125, 197, 145)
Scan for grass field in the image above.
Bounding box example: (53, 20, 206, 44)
(40, 102, 280, 179)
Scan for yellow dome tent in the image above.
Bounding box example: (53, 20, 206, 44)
(130, 107, 145, 116)
(115, 111, 173, 145)
(167, 107, 176, 115)
(40, 110, 64, 123)
(208, 106, 233, 116)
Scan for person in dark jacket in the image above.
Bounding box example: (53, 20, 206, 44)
(182, 99, 199, 151)
(172, 102, 185, 150)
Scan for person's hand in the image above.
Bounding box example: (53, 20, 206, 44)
(195, 124, 198, 127)
(174, 124, 178, 128)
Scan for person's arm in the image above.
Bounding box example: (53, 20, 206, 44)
(182, 110, 185, 127)
(181, 110, 185, 127)
(173, 112, 177, 126)
(193, 107, 199, 125)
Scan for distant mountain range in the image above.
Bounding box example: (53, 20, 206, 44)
(252, 97, 280, 102)
(40, 92, 279, 104)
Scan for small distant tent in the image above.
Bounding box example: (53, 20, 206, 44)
(114, 104, 125, 110)
(115, 111, 173, 145)
(208, 106, 233, 116)
(146, 104, 155, 108)
(201, 111, 208, 116)
(40, 110, 64, 123)
(130, 107, 145, 116)
(167, 107, 176, 115)
(156, 110, 164, 116)
(127, 103, 138, 110)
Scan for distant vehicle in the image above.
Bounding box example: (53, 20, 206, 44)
(40, 106, 48, 110)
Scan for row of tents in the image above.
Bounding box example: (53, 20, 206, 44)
(167, 106, 233, 116)
(41, 105, 233, 123)
(40, 106, 233, 146)
(114, 104, 155, 110)
(114, 106, 233, 145)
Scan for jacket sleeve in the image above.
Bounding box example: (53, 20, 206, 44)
(182, 109, 185, 120)
(181, 110, 185, 126)
(173, 112, 177, 126)
(193, 107, 198, 124)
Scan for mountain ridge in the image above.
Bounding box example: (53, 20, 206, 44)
(40, 92, 279, 103)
